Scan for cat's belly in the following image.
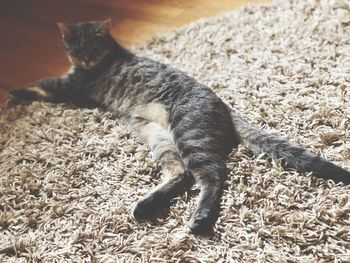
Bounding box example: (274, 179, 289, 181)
(130, 103, 169, 128)
(118, 102, 173, 150)
(115, 102, 170, 131)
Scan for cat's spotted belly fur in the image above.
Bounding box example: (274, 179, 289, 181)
(127, 103, 190, 222)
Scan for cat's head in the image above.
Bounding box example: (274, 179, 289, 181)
(57, 19, 114, 70)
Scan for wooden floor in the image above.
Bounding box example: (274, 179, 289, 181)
(0, 0, 267, 104)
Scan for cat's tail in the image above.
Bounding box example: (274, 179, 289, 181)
(230, 110, 350, 184)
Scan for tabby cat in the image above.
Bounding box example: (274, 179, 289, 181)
(10, 19, 350, 234)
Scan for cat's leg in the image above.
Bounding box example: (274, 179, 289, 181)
(9, 76, 73, 104)
(185, 157, 226, 234)
(10, 86, 54, 102)
(170, 99, 236, 234)
(132, 122, 192, 220)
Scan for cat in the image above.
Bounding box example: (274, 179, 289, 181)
(9, 19, 350, 234)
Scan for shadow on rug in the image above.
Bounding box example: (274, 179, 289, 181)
(1, 0, 350, 262)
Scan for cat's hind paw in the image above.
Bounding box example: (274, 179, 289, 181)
(132, 198, 158, 221)
(189, 211, 215, 235)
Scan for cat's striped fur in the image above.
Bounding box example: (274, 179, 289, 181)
(10, 20, 350, 234)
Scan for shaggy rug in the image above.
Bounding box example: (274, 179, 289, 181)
(1, 0, 350, 262)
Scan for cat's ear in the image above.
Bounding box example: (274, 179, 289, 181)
(96, 19, 111, 36)
(57, 22, 72, 39)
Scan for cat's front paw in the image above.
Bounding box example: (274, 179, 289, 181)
(9, 86, 48, 104)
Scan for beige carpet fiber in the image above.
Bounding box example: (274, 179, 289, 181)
(1, 0, 350, 262)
